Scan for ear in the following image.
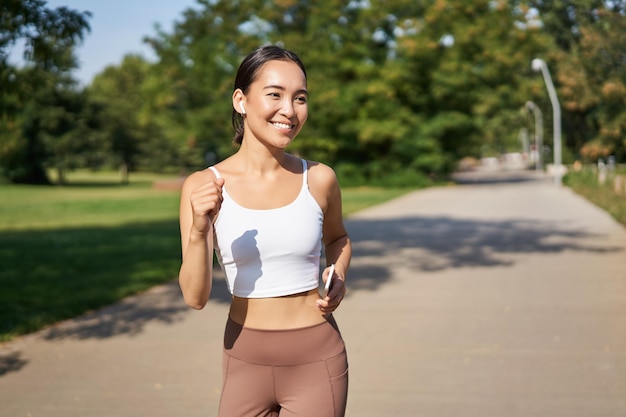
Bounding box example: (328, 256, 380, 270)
(232, 89, 246, 115)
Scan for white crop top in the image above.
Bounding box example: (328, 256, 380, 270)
(209, 159, 323, 298)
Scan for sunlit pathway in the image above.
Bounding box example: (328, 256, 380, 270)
(1, 172, 625, 417)
(341, 173, 626, 417)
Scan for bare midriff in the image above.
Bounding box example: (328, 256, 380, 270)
(229, 289, 327, 330)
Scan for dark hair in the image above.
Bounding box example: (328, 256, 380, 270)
(231, 45, 307, 144)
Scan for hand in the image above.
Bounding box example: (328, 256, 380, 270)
(316, 266, 346, 314)
(189, 177, 225, 235)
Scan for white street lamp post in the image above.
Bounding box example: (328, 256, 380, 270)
(525, 100, 543, 171)
(532, 58, 562, 186)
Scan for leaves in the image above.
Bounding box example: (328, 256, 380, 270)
(1, 0, 626, 184)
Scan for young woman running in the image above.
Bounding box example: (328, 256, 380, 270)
(178, 45, 352, 417)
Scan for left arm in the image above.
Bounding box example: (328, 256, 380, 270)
(309, 162, 352, 313)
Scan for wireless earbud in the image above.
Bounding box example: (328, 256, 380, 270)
(239, 102, 246, 114)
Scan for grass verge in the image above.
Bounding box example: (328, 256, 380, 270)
(342, 186, 413, 216)
(563, 167, 626, 228)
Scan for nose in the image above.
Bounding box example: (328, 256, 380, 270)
(280, 98, 297, 118)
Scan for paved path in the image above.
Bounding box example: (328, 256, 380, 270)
(1, 172, 626, 417)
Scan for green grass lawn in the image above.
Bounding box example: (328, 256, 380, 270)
(342, 186, 411, 216)
(0, 172, 414, 341)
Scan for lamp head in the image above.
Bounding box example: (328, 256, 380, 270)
(531, 58, 544, 72)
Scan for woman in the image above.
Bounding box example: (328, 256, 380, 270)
(178, 45, 352, 417)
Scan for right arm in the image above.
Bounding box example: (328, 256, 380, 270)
(178, 170, 225, 309)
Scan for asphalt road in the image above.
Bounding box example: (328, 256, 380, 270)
(1, 171, 625, 417)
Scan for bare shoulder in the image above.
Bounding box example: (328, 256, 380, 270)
(181, 167, 218, 192)
(306, 160, 341, 209)
(307, 160, 338, 187)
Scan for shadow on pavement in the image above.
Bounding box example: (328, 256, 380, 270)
(0, 276, 233, 377)
(39, 275, 233, 342)
(346, 215, 622, 277)
(10, 213, 621, 350)
(0, 351, 28, 376)
(40, 281, 188, 341)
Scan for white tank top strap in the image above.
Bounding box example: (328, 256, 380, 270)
(208, 166, 221, 178)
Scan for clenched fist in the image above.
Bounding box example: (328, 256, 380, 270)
(189, 177, 225, 235)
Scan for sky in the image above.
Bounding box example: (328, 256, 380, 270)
(23, 0, 201, 85)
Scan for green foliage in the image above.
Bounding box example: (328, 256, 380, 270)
(335, 162, 368, 187)
(0, 0, 91, 73)
(1, 0, 626, 184)
(524, 0, 626, 161)
(88, 55, 182, 176)
(0, 0, 91, 183)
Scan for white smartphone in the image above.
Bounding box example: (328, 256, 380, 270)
(324, 264, 335, 297)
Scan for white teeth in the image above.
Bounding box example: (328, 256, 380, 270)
(273, 122, 291, 129)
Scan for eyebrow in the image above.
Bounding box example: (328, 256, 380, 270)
(264, 85, 309, 95)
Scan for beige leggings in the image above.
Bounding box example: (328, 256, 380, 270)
(218, 315, 348, 417)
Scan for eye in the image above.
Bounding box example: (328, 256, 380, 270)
(267, 92, 281, 98)
(295, 95, 308, 104)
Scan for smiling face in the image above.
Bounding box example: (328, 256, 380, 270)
(234, 60, 308, 149)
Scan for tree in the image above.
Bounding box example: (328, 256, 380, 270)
(138, 0, 551, 182)
(143, 2, 264, 171)
(524, 0, 626, 161)
(382, 1, 551, 170)
(0, 0, 90, 183)
(556, 6, 626, 161)
(89, 55, 164, 182)
(82, 0, 625, 185)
